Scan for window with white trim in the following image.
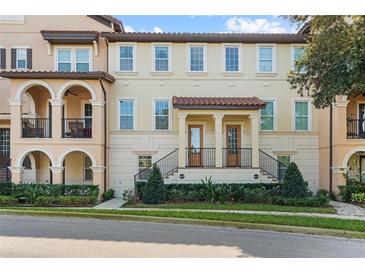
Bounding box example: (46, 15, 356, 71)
(16, 48, 27, 69)
(277, 155, 291, 166)
(84, 156, 93, 181)
(224, 46, 239, 72)
(0, 129, 10, 156)
(119, 45, 135, 71)
(119, 99, 135, 130)
(294, 101, 310, 130)
(258, 46, 274, 72)
(260, 101, 275, 130)
(189, 45, 205, 72)
(292, 46, 305, 72)
(56, 48, 91, 72)
(154, 99, 169, 130)
(154, 46, 169, 72)
(138, 155, 152, 181)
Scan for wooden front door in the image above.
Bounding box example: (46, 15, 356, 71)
(188, 125, 203, 167)
(226, 125, 241, 167)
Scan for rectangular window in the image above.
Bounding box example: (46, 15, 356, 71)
(189, 45, 205, 72)
(293, 46, 305, 72)
(258, 46, 273, 72)
(0, 129, 10, 156)
(16, 48, 27, 69)
(83, 103, 92, 129)
(56, 48, 91, 72)
(278, 155, 291, 166)
(84, 156, 93, 181)
(260, 101, 275, 130)
(119, 99, 134, 130)
(295, 101, 310, 130)
(138, 156, 152, 181)
(76, 49, 90, 72)
(154, 46, 169, 72)
(120, 45, 134, 71)
(224, 46, 239, 72)
(154, 100, 169, 130)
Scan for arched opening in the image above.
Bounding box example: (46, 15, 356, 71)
(60, 84, 94, 139)
(21, 85, 53, 138)
(344, 148, 365, 184)
(62, 151, 94, 185)
(346, 93, 365, 139)
(20, 151, 53, 184)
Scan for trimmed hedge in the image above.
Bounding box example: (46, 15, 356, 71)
(272, 195, 329, 207)
(338, 184, 365, 202)
(34, 196, 98, 207)
(102, 189, 115, 202)
(0, 195, 18, 206)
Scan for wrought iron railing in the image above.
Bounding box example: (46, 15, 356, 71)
(186, 147, 215, 168)
(222, 148, 252, 168)
(347, 119, 365, 139)
(22, 118, 52, 138)
(0, 155, 11, 182)
(134, 148, 179, 182)
(62, 118, 92, 138)
(259, 149, 287, 182)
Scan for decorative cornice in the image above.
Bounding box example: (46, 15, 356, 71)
(8, 99, 23, 106)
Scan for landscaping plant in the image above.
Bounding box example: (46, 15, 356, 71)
(142, 164, 166, 204)
(102, 189, 115, 202)
(282, 162, 309, 198)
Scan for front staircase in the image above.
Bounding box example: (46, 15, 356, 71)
(133, 148, 287, 184)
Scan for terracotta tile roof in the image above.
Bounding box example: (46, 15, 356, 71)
(172, 96, 266, 110)
(0, 71, 115, 83)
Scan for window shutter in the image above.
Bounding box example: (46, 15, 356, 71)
(11, 48, 16, 69)
(0, 49, 5, 69)
(26, 48, 32, 69)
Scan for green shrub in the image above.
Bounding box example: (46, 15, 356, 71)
(339, 184, 365, 202)
(272, 194, 329, 207)
(0, 183, 13, 196)
(282, 162, 309, 198)
(352, 193, 365, 204)
(102, 189, 115, 201)
(243, 188, 272, 204)
(34, 196, 97, 207)
(167, 188, 184, 203)
(62, 185, 99, 197)
(0, 195, 18, 206)
(122, 190, 137, 204)
(143, 164, 166, 204)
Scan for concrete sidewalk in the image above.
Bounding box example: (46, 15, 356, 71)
(94, 198, 124, 209)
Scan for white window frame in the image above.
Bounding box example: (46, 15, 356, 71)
(83, 155, 93, 182)
(151, 43, 172, 73)
(152, 98, 172, 131)
(222, 43, 242, 73)
(14, 47, 28, 69)
(137, 155, 153, 181)
(256, 44, 276, 73)
(54, 46, 93, 72)
(117, 42, 137, 73)
(292, 99, 312, 131)
(291, 44, 306, 72)
(117, 97, 137, 131)
(187, 43, 207, 73)
(260, 98, 277, 131)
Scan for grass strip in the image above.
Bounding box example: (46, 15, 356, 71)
(124, 202, 336, 214)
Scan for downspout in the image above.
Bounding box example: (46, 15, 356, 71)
(329, 104, 333, 193)
(99, 78, 107, 193)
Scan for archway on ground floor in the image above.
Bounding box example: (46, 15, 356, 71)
(19, 151, 54, 184)
(343, 148, 365, 184)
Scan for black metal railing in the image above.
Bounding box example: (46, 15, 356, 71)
(0, 155, 11, 182)
(134, 148, 179, 182)
(186, 147, 215, 168)
(62, 118, 92, 138)
(259, 149, 287, 182)
(222, 148, 252, 168)
(22, 118, 52, 138)
(347, 119, 365, 139)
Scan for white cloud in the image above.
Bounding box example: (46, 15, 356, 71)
(153, 26, 163, 33)
(224, 17, 290, 33)
(124, 25, 135, 32)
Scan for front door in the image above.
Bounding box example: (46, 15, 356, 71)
(226, 125, 241, 167)
(188, 125, 203, 167)
(360, 156, 365, 184)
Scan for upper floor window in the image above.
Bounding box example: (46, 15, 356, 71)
(188, 44, 206, 72)
(11, 48, 31, 70)
(0, 48, 5, 69)
(56, 48, 91, 72)
(119, 99, 135, 130)
(257, 45, 275, 73)
(292, 46, 305, 72)
(223, 45, 240, 72)
(153, 45, 170, 72)
(119, 44, 136, 72)
(154, 99, 170, 130)
(260, 100, 275, 131)
(16, 48, 27, 69)
(294, 100, 310, 131)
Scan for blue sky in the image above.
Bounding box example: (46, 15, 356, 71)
(115, 15, 298, 33)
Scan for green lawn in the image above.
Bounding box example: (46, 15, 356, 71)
(1, 207, 364, 234)
(123, 202, 336, 214)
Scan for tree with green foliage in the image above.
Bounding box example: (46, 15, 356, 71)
(282, 162, 309, 198)
(284, 16, 365, 108)
(142, 164, 166, 204)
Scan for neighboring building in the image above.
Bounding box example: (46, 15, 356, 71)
(1, 15, 356, 197)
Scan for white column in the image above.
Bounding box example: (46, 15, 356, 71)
(213, 113, 224, 168)
(50, 167, 64, 184)
(178, 113, 187, 168)
(51, 99, 63, 139)
(9, 167, 23, 184)
(250, 115, 260, 168)
(91, 166, 105, 199)
(8, 99, 23, 139)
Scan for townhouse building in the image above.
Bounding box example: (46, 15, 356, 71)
(0, 15, 360, 197)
